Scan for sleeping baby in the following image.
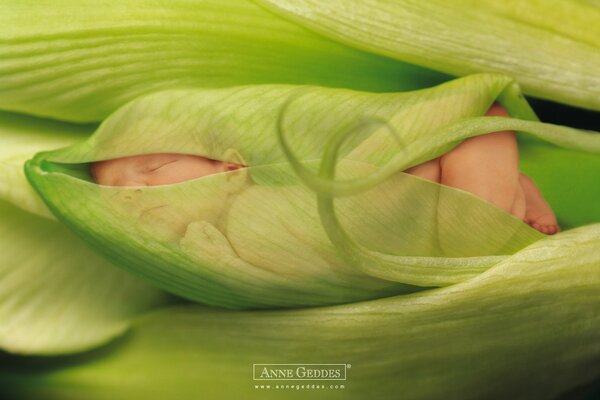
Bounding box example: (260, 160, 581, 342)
(90, 104, 559, 235)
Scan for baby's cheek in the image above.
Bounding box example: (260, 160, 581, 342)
(176, 158, 223, 179)
(91, 162, 119, 186)
(91, 159, 145, 186)
(145, 169, 179, 186)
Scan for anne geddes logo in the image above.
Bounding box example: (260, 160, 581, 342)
(252, 364, 349, 391)
(253, 363, 348, 380)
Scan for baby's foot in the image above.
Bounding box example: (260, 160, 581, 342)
(519, 174, 560, 235)
(439, 130, 525, 219)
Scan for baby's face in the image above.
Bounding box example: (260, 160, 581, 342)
(91, 153, 242, 186)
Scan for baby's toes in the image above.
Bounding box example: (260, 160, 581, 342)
(527, 213, 559, 234)
(547, 224, 560, 235)
(531, 223, 560, 235)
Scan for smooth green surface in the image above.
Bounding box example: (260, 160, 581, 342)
(2, 223, 599, 399)
(519, 137, 600, 228)
(257, 0, 600, 110)
(0, 200, 169, 355)
(0, 0, 447, 122)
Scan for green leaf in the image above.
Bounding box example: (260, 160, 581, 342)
(24, 74, 600, 309)
(256, 0, 600, 110)
(0, 200, 169, 355)
(0, 112, 170, 355)
(2, 224, 599, 399)
(0, 0, 447, 122)
(0, 111, 94, 218)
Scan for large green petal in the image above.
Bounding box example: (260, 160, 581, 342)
(0, 113, 170, 355)
(2, 224, 599, 399)
(24, 74, 600, 309)
(0, 0, 446, 122)
(0, 200, 169, 355)
(256, 0, 600, 110)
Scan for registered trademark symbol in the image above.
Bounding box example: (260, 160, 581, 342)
(346, 364, 352, 368)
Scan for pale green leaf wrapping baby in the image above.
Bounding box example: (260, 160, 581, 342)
(24, 74, 600, 309)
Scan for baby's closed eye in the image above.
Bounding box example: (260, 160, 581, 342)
(146, 158, 179, 173)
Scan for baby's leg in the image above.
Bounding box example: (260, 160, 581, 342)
(439, 133, 526, 218)
(438, 104, 526, 218)
(404, 105, 518, 195)
(403, 105, 522, 214)
(404, 158, 440, 182)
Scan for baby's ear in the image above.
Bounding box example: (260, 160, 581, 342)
(222, 148, 247, 168)
(221, 148, 249, 188)
(226, 162, 242, 171)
